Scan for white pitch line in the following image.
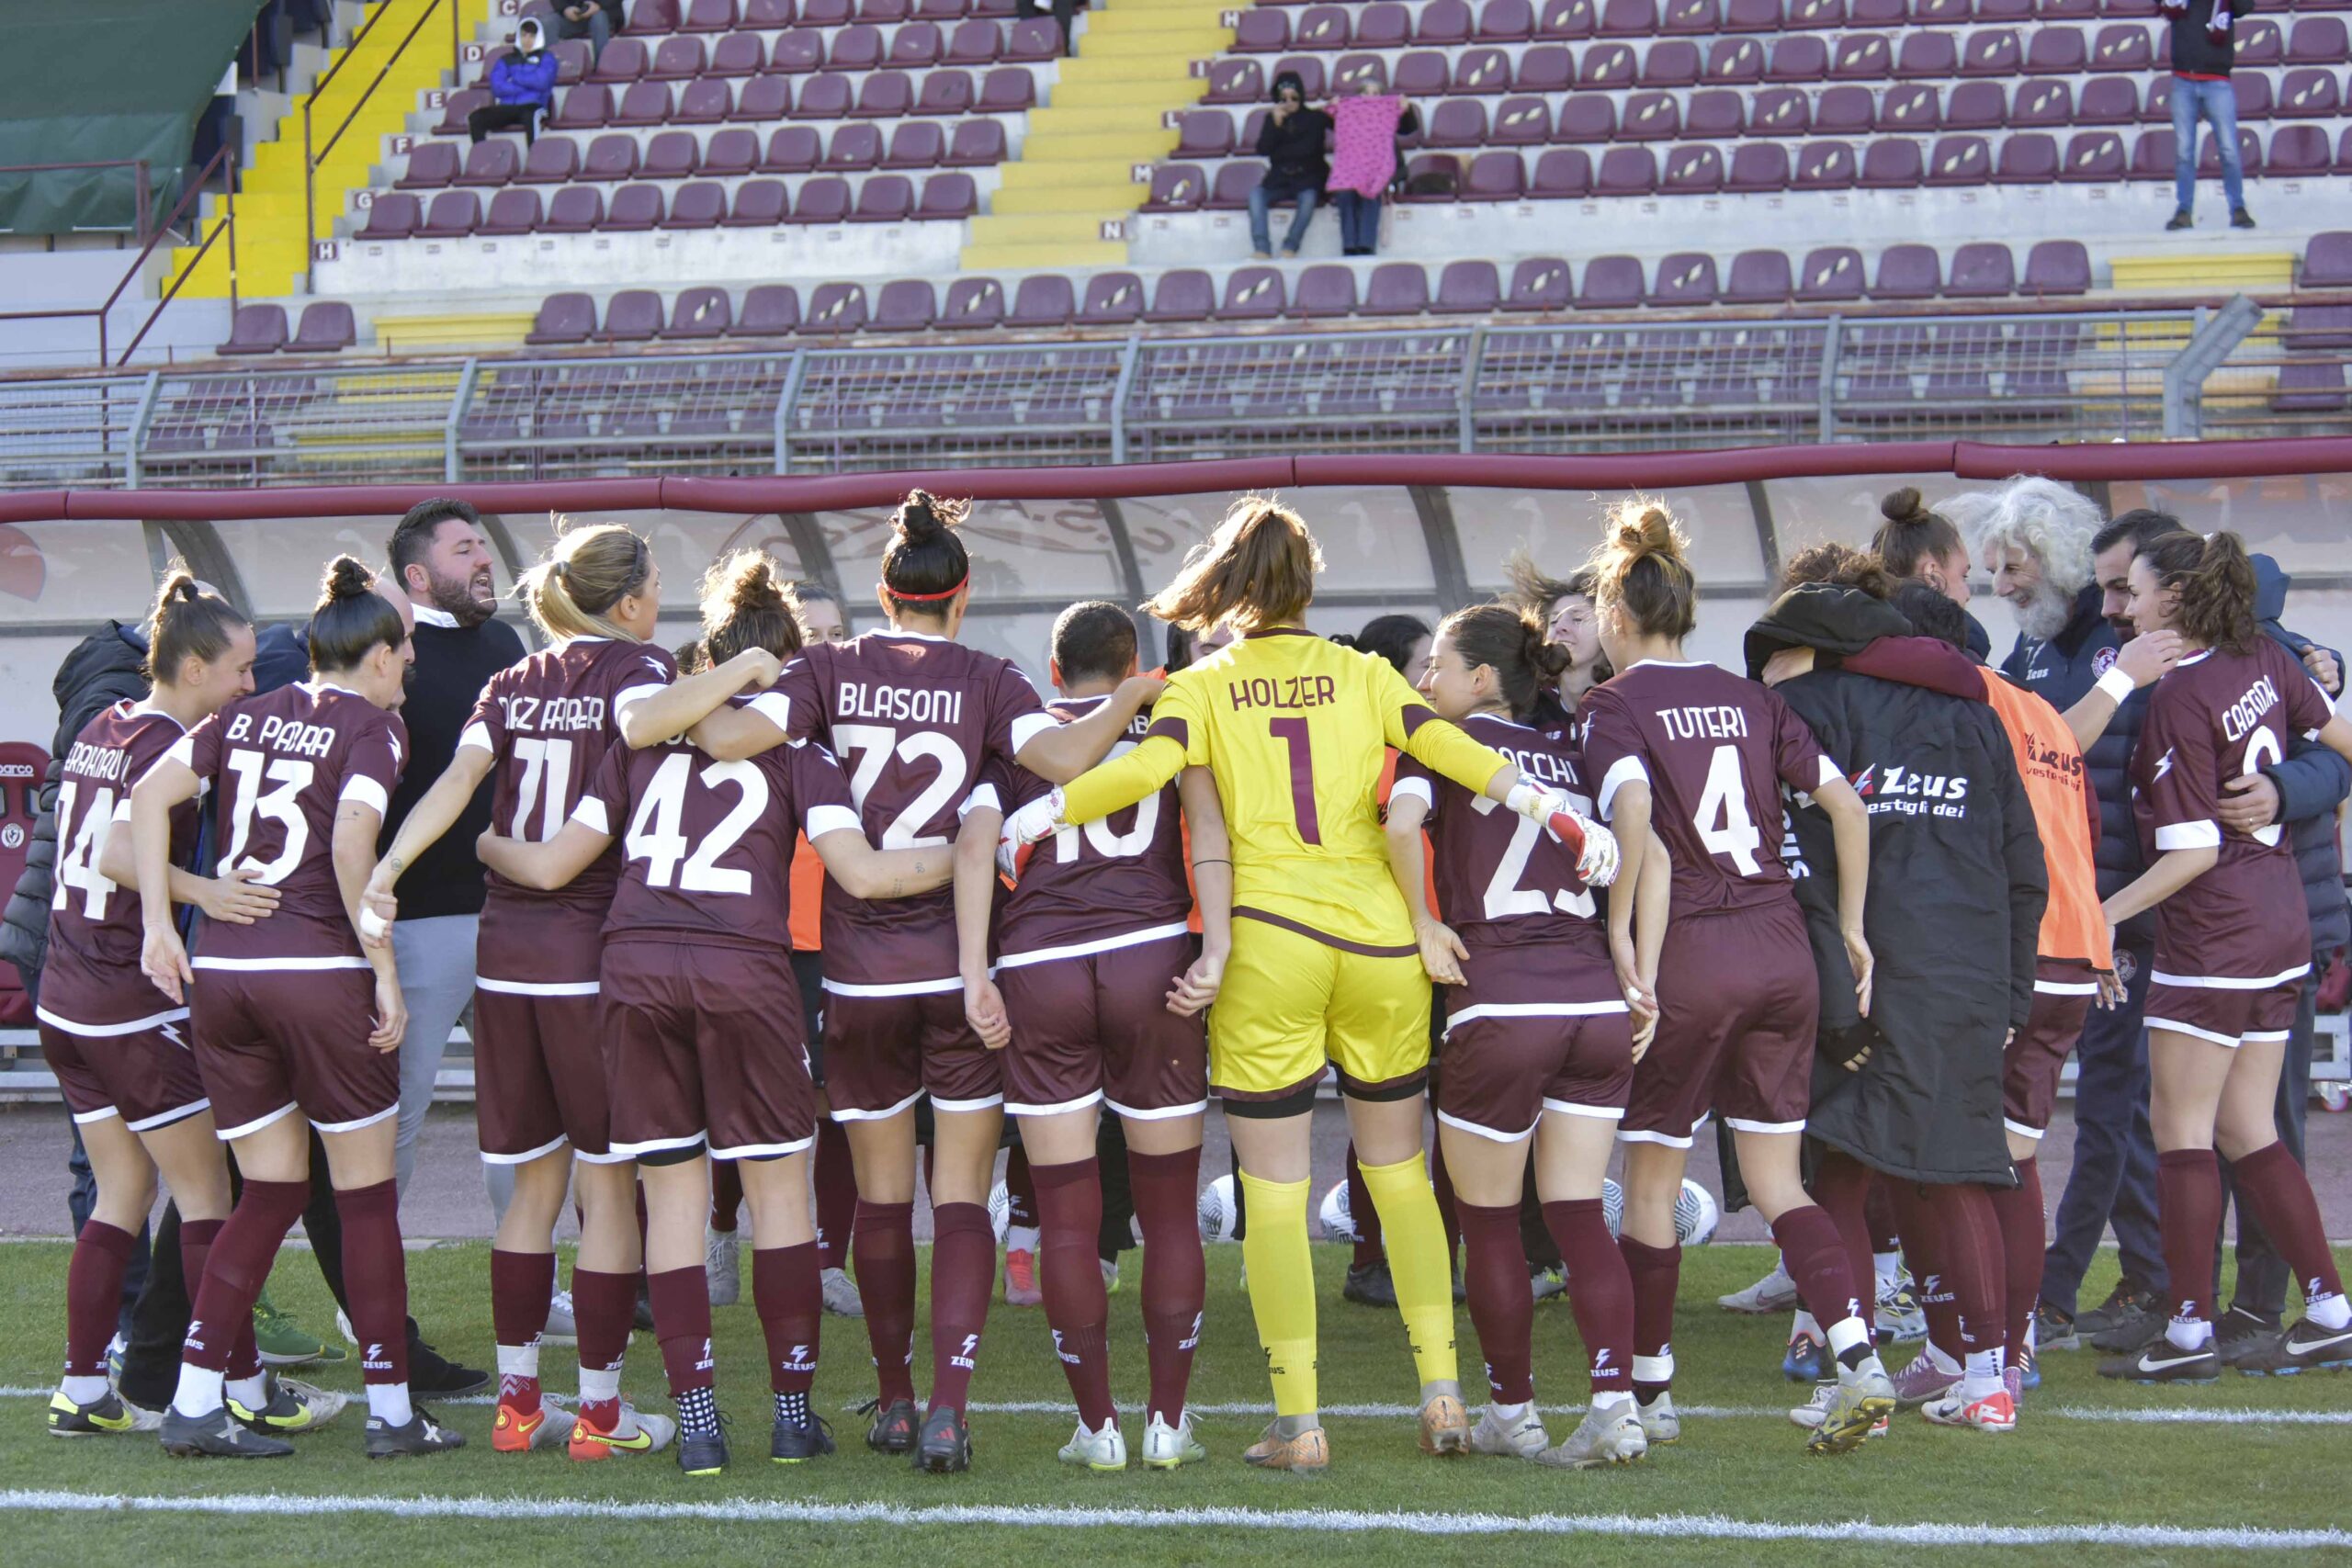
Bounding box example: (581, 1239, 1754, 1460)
(6, 1387, 2347, 1424)
(0, 1488, 2343, 1550)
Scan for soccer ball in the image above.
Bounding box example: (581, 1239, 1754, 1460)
(1197, 1173, 1238, 1242)
(1318, 1179, 1359, 1242)
(988, 1179, 1010, 1243)
(1597, 1177, 1720, 1245)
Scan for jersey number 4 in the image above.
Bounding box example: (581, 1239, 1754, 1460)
(625, 752, 766, 895)
(50, 781, 117, 920)
(1695, 743, 1763, 875)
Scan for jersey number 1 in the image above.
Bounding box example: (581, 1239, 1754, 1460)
(1269, 717, 1322, 845)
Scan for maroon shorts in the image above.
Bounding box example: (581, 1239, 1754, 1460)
(472, 984, 617, 1164)
(2004, 957, 2098, 1138)
(38, 1005, 210, 1133)
(1437, 942, 1632, 1142)
(189, 965, 396, 1140)
(600, 939, 814, 1159)
(2145, 956, 2308, 1051)
(1623, 898, 1819, 1147)
(821, 983, 1001, 1120)
(997, 931, 1209, 1120)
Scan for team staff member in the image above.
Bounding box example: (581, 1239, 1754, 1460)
(1004, 497, 1617, 1472)
(377, 500, 526, 1201)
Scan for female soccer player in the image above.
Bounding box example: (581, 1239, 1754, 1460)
(1576, 503, 1895, 1456)
(2099, 530, 2352, 1382)
(478, 551, 957, 1474)
(363, 522, 779, 1460)
(658, 491, 1153, 1472)
(132, 558, 458, 1461)
(956, 600, 1231, 1472)
(1505, 548, 1611, 718)
(1003, 496, 1616, 1472)
(41, 574, 288, 1438)
(1384, 604, 1657, 1469)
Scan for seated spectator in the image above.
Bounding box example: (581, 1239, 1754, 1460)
(1327, 81, 1419, 258)
(1250, 71, 1331, 259)
(469, 17, 559, 146)
(1017, 0, 1080, 56)
(556, 0, 627, 62)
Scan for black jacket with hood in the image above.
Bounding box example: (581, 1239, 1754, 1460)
(1746, 585, 2047, 1188)
(0, 622, 152, 1002)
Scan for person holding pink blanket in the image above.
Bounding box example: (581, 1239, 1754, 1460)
(1326, 82, 1420, 257)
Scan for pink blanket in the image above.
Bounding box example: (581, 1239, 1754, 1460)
(1326, 94, 1405, 199)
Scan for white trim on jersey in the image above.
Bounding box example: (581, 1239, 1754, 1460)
(1104, 1095, 1211, 1122)
(1385, 774, 1435, 811)
(2151, 962, 2312, 990)
(820, 976, 962, 998)
(708, 1134, 817, 1161)
(458, 721, 494, 755)
(214, 1100, 301, 1142)
(479, 1133, 569, 1167)
(996, 920, 1194, 972)
(1724, 1115, 1806, 1135)
(573, 1145, 636, 1166)
(2033, 977, 2101, 997)
(827, 1087, 925, 1122)
(340, 774, 390, 816)
(1003, 1089, 1105, 1119)
(1009, 711, 1059, 754)
(2145, 1015, 2244, 1049)
(2005, 1117, 2046, 1141)
(611, 682, 665, 724)
(475, 976, 599, 997)
(571, 795, 611, 836)
(2154, 821, 2221, 852)
(1542, 1098, 1628, 1122)
(191, 955, 371, 973)
(956, 784, 1001, 820)
(1597, 755, 1648, 821)
(804, 804, 862, 840)
(69, 1106, 118, 1126)
(1815, 755, 1841, 788)
(34, 1003, 191, 1038)
(311, 1103, 399, 1135)
(2244, 1029, 2292, 1043)
(1444, 999, 1630, 1033)
(1434, 1105, 1537, 1145)
(747, 691, 793, 734)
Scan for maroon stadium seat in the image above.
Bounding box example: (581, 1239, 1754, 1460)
(613, 81, 673, 126)
(1009, 274, 1075, 328)
(1355, 3, 1411, 47)
(1877, 83, 1939, 132)
(602, 184, 665, 231)
(601, 289, 664, 341)
(1504, 256, 1573, 310)
(1464, 150, 1527, 198)
(479, 186, 544, 234)
(793, 73, 854, 119)
(1003, 17, 1062, 59)
(2270, 124, 2332, 177)
(763, 126, 821, 172)
(1871, 243, 1941, 299)
(1946, 81, 2007, 130)
(802, 283, 869, 334)
(1482, 0, 1537, 38)
(1724, 0, 1780, 28)
(854, 72, 915, 117)
(645, 130, 701, 177)
(1555, 96, 1617, 141)
(1961, 29, 2023, 75)
(946, 17, 1001, 62)
(417, 189, 480, 237)
(1830, 33, 1892, 80)
(912, 71, 973, 114)
(1648, 252, 1719, 306)
(358, 192, 422, 240)
(673, 77, 733, 123)
(945, 119, 1006, 165)
(2022, 240, 2091, 296)
(1577, 254, 1645, 310)
(1427, 100, 1487, 147)
(917, 172, 977, 217)
(1204, 58, 1262, 103)
(1537, 0, 1597, 35)
(1595, 145, 1657, 194)
(1598, 0, 1656, 34)
(543, 186, 605, 231)
(1786, 0, 1844, 26)
(1749, 88, 1809, 135)
(1724, 249, 1792, 304)
(702, 128, 760, 175)
(788, 175, 852, 223)
(2024, 28, 2085, 73)
(826, 123, 883, 171)
(1432, 259, 1501, 313)
(830, 25, 886, 70)
(2013, 80, 2073, 129)
(1664, 0, 1719, 29)
(1460, 47, 1516, 91)
(685, 0, 739, 29)
(1140, 269, 1212, 324)
(1705, 35, 1764, 83)
(1492, 96, 1550, 141)
(1333, 53, 1387, 92)
(1622, 91, 1680, 140)
(1816, 85, 1873, 134)
(1219, 265, 1287, 321)
(710, 31, 765, 74)
(851, 174, 916, 221)
(738, 75, 792, 118)
(1796, 246, 1863, 301)
(1857, 138, 1922, 187)
(290, 301, 356, 353)
(553, 84, 612, 130)
(1725, 141, 1791, 190)
(1686, 89, 1745, 137)
(1945, 242, 2016, 298)
(218, 303, 288, 355)
(2078, 76, 2137, 124)
(1080, 272, 1147, 325)
(1994, 133, 2059, 183)
(1895, 32, 1958, 78)
(581, 134, 641, 181)
(892, 22, 943, 66)
(884, 121, 945, 168)
(1515, 42, 1574, 89)
(664, 180, 727, 229)
(2090, 23, 2153, 71)
(1792, 141, 1855, 188)
(1661, 143, 1724, 192)
(1418, 0, 1475, 42)
(2060, 130, 2129, 181)
(1532, 147, 1593, 195)
(722, 177, 789, 224)
(527, 292, 597, 344)
(1234, 9, 1289, 50)
(1640, 39, 1701, 86)
(771, 28, 824, 71)
(979, 69, 1035, 111)
(1365, 262, 1429, 315)
(875, 279, 937, 332)
(1583, 42, 1636, 84)
(938, 276, 1004, 329)
(1766, 35, 1827, 79)
(1925, 135, 1993, 185)
(649, 36, 707, 79)
(629, 0, 681, 31)
(734, 283, 802, 335)
(436, 88, 488, 137)
(2279, 69, 2344, 119)
(399, 141, 459, 189)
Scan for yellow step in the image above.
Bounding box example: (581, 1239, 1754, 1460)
(990, 182, 1150, 213)
(1020, 130, 1180, 162)
(374, 310, 537, 353)
(960, 238, 1132, 270)
(1086, 7, 1234, 31)
(967, 210, 1133, 244)
(1029, 104, 1205, 135)
(1050, 79, 1208, 107)
(1078, 29, 1230, 57)
(2109, 251, 2296, 291)
(1057, 55, 1209, 84)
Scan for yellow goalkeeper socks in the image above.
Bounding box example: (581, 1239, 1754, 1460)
(1237, 1170, 1318, 1419)
(1358, 1150, 1462, 1391)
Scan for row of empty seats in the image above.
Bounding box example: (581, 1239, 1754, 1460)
(1232, 0, 2350, 28)
(400, 124, 1003, 189)
(487, 17, 1063, 83)
(361, 170, 977, 237)
(520, 0, 1026, 31)
(439, 65, 1040, 135)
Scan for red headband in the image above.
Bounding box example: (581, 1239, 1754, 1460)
(887, 575, 968, 603)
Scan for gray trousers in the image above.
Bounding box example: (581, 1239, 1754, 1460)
(392, 914, 480, 1197)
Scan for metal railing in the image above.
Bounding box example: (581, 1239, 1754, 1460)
(304, 0, 460, 292)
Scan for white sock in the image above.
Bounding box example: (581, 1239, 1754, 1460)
(497, 1343, 541, 1380)
(61, 1374, 108, 1404)
(1594, 1392, 1629, 1410)
(579, 1365, 621, 1405)
(1632, 1350, 1674, 1386)
(1873, 1251, 1901, 1281)
(1961, 1347, 2004, 1400)
(1926, 1339, 1962, 1376)
(2309, 1292, 2351, 1332)
(226, 1372, 268, 1411)
(2165, 1316, 2213, 1351)
(1492, 1399, 1530, 1421)
(1007, 1224, 1040, 1255)
(367, 1382, 414, 1427)
(172, 1363, 225, 1417)
(1825, 1315, 1871, 1358)
(1791, 1308, 1821, 1343)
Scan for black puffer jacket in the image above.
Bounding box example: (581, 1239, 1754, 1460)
(2163, 0, 2250, 79)
(2251, 557, 2350, 960)
(0, 622, 151, 1002)
(1748, 585, 2046, 1187)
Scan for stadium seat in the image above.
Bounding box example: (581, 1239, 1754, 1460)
(2271, 124, 2333, 177)
(1429, 259, 1501, 313)
(1817, 86, 1873, 134)
(479, 187, 544, 234)
(290, 301, 356, 353)
(1704, 36, 1763, 83)
(554, 84, 612, 130)
(772, 28, 824, 71)
(1641, 40, 1702, 87)
(645, 130, 701, 177)
(1649, 253, 1719, 307)
(1662, 144, 1724, 193)
(2078, 76, 2138, 124)
(1961, 28, 2024, 75)
(1946, 243, 2017, 298)
(358, 193, 422, 241)
(938, 276, 1005, 330)
(592, 39, 651, 83)
(1556, 96, 1617, 141)
(794, 73, 854, 119)
(763, 126, 821, 172)
(1482, 0, 1538, 38)
(664, 180, 728, 229)
(2013, 81, 2073, 130)
(649, 36, 707, 80)
(854, 72, 915, 118)
(1995, 133, 2060, 183)
(721, 178, 790, 224)
(603, 184, 666, 231)
(875, 279, 937, 332)
(218, 303, 288, 355)
(1749, 88, 1808, 136)
(1578, 254, 1645, 309)
(527, 291, 597, 344)
(883, 121, 945, 169)
(1925, 135, 1992, 184)
(1080, 272, 1146, 326)
(1724, 249, 1793, 304)
(1009, 274, 1076, 328)
(1532, 147, 1594, 195)
(1725, 142, 1792, 190)
(914, 71, 973, 114)
(2271, 361, 2347, 413)
(417, 189, 480, 238)
(1220, 266, 1287, 321)
(917, 172, 977, 218)
(1858, 139, 1922, 188)
(735, 283, 803, 334)
(979, 69, 1035, 111)
(710, 31, 766, 74)
(1491, 96, 1551, 142)
(1292, 265, 1359, 319)
(1792, 141, 1855, 188)
(436, 88, 488, 136)
(582, 134, 641, 181)
(789, 176, 852, 223)
(2278, 69, 2343, 119)
(2022, 239, 2092, 296)
(1876, 83, 1937, 132)
(830, 25, 886, 71)
(673, 77, 734, 123)
(826, 124, 883, 172)
(1622, 92, 1681, 141)
(1596, 146, 1657, 194)
(1418, 0, 1476, 43)
(849, 175, 915, 221)
(803, 282, 870, 333)
(1871, 243, 1942, 299)
(1363, 263, 1430, 316)
(2060, 130, 2129, 182)
(1766, 36, 1828, 81)
(399, 142, 459, 190)
(703, 128, 761, 175)
(1946, 82, 2006, 129)
(1503, 256, 1573, 310)
(601, 289, 665, 342)
(1796, 245, 1864, 301)
(1724, 0, 1780, 27)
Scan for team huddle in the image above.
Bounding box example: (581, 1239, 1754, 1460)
(35, 480, 2352, 1477)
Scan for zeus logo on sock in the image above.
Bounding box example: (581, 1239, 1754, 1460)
(1053, 1330, 1080, 1368)
(695, 1339, 716, 1374)
(184, 1319, 206, 1353)
(1593, 1348, 1612, 1371)
(1180, 1312, 1203, 1352)
(952, 1334, 980, 1371)
(364, 1342, 395, 1373)
(782, 1344, 816, 1372)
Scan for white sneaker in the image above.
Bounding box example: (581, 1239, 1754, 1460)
(498, 1394, 578, 1451)
(1790, 1379, 1890, 1437)
(543, 1288, 578, 1345)
(1058, 1416, 1128, 1471)
(1535, 1397, 1647, 1469)
(706, 1228, 741, 1307)
(1140, 1410, 1205, 1469)
(1468, 1403, 1549, 1460)
(820, 1265, 864, 1318)
(1875, 1273, 1927, 1343)
(111, 1391, 166, 1432)
(1101, 1257, 1121, 1294)
(1634, 1391, 1681, 1445)
(571, 1403, 676, 1458)
(1719, 1259, 1800, 1314)
(1531, 1265, 1566, 1303)
(335, 1307, 356, 1346)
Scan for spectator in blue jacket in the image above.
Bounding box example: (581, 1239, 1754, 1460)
(468, 17, 558, 146)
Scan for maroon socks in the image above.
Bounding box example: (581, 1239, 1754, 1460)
(1127, 1145, 1205, 1426)
(1620, 1233, 1681, 1400)
(1987, 1156, 2047, 1362)
(64, 1219, 136, 1381)
(1035, 1157, 1116, 1430)
(813, 1122, 858, 1270)
(335, 1179, 412, 1387)
(1546, 1199, 1633, 1398)
(490, 1247, 556, 1410)
(753, 1242, 821, 1396)
(925, 1201, 995, 1417)
(852, 1199, 918, 1405)
(2158, 1147, 2223, 1328)
(1458, 1201, 1534, 1404)
(571, 1266, 637, 1431)
(2229, 1141, 2346, 1306)
(184, 1179, 307, 1374)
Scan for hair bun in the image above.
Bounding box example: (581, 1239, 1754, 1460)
(1614, 503, 1683, 561)
(730, 555, 785, 614)
(895, 489, 946, 546)
(324, 556, 378, 602)
(1880, 486, 1927, 525)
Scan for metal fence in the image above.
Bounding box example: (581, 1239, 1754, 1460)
(1, 299, 2336, 490)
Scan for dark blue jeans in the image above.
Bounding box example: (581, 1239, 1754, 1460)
(1333, 188, 1384, 254)
(2041, 938, 2168, 1314)
(2218, 966, 2318, 1317)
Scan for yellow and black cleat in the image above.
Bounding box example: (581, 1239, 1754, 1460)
(48, 1388, 153, 1437)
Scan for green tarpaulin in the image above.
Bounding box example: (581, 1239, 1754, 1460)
(0, 0, 266, 236)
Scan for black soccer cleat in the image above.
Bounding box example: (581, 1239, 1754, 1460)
(2098, 1341, 2221, 1384)
(365, 1407, 466, 1459)
(2238, 1317, 2352, 1376)
(407, 1340, 491, 1398)
(865, 1397, 918, 1455)
(160, 1404, 295, 1459)
(772, 1412, 836, 1464)
(678, 1423, 730, 1477)
(912, 1405, 972, 1473)
(1341, 1260, 1396, 1309)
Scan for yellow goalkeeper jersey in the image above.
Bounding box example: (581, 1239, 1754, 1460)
(1058, 626, 1513, 951)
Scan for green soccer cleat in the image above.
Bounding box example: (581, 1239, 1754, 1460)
(254, 1292, 345, 1367)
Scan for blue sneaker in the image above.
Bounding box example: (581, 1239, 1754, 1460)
(2013, 1342, 2041, 1392)
(1781, 1331, 1827, 1382)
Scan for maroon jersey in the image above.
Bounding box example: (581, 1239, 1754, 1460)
(39, 704, 198, 1027)
(576, 717, 860, 955)
(2133, 639, 2334, 981)
(173, 683, 406, 968)
(991, 696, 1192, 962)
(464, 638, 675, 984)
(1578, 660, 1834, 917)
(1392, 711, 1606, 957)
(749, 630, 1055, 987)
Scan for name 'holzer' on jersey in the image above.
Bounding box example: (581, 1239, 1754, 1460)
(1228, 674, 1339, 711)
(838, 681, 965, 726)
(1850, 761, 1972, 819)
